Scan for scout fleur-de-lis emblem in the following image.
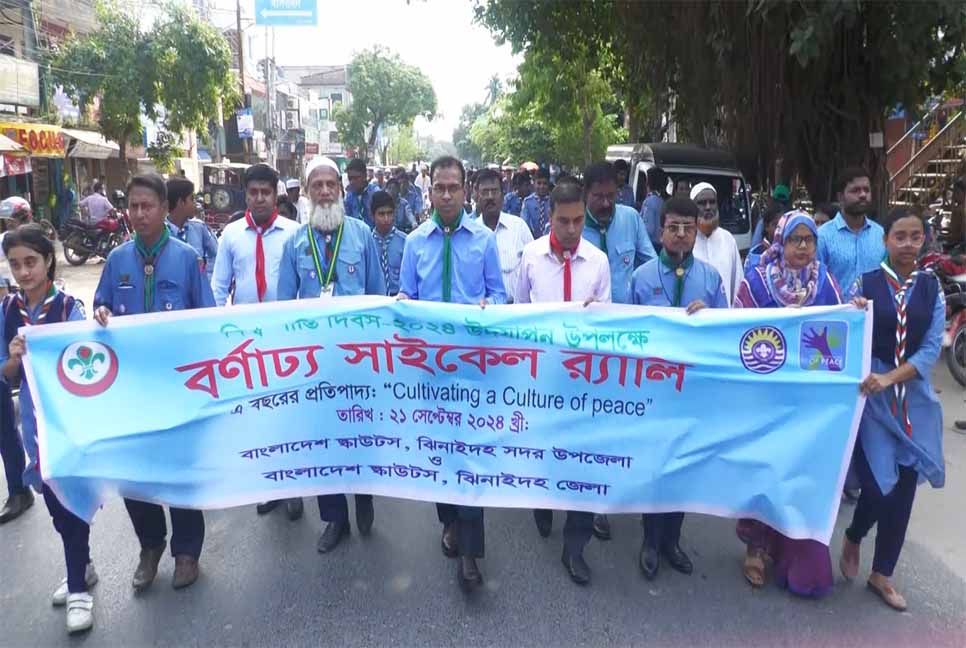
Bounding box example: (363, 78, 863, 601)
(67, 345, 105, 380)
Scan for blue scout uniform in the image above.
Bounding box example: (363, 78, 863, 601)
(94, 234, 214, 560)
(276, 217, 386, 300)
(583, 204, 657, 304)
(275, 217, 384, 527)
(521, 193, 551, 239)
(166, 217, 219, 281)
(372, 227, 407, 296)
(502, 191, 523, 217)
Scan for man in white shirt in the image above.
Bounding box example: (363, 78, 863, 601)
(414, 164, 431, 216)
(514, 178, 610, 585)
(78, 182, 114, 224)
(473, 169, 533, 300)
(690, 182, 742, 305)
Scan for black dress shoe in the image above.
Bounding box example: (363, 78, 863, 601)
(285, 498, 303, 521)
(316, 521, 349, 553)
(457, 556, 483, 591)
(0, 489, 34, 524)
(355, 497, 374, 536)
(255, 500, 279, 515)
(533, 509, 552, 538)
(592, 514, 612, 540)
(663, 544, 693, 575)
(639, 544, 660, 580)
(441, 522, 459, 558)
(561, 550, 591, 585)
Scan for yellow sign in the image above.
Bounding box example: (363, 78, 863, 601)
(0, 122, 65, 158)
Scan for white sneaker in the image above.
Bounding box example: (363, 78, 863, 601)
(65, 592, 93, 633)
(51, 563, 99, 606)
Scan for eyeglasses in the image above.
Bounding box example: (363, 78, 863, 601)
(665, 223, 697, 235)
(786, 234, 816, 248)
(432, 183, 463, 196)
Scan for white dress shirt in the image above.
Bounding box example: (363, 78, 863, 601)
(692, 226, 742, 306)
(480, 212, 534, 301)
(211, 214, 300, 305)
(514, 235, 611, 304)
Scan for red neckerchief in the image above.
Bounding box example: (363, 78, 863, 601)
(549, 231, 579, 301)
(245, 209, 279, 302)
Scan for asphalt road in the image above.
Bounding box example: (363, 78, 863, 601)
(0, 257, 964, 647)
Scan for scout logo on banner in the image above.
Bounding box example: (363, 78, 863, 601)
(23, 298, 871, 544)
(0, 122, 65, 157)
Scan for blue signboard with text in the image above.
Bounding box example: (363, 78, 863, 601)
(254, 0, 317, 26)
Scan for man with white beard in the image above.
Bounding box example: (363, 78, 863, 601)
(689, 182, 742, 305)
(276, 156, 386, 554)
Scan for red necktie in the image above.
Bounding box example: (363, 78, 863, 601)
(549, 231, 579, 301)
(245, 209, 279, 302)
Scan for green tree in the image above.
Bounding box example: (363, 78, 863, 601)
(385, 125, 426, 166)
(51, 1, 238, 174)
(454, 102, 487, 165)
(334, 47, 437, 160)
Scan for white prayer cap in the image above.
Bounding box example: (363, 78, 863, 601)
(690, 182, 717, 201)
(285, 178, 300, 190)
(304, 156, 341, 182)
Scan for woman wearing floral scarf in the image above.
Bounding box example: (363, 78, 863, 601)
(733, 210, 843, 597)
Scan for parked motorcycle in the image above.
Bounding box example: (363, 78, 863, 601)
(61, 211, 131, 266)
(921, 251, 966, 386)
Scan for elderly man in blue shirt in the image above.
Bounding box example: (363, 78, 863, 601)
(165, 177, 218, 281)
(581, 162, 657, 306)
(277, 157, 385, 553)
(817, 167, 885, 298)
(93, 174, 215, 593)
(521, 167, 552, 239)
(370, 190, 407, 296)
(398, 155, 506, 591)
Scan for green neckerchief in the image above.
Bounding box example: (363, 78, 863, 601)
(584, 208, 609, 255)
(432, 209, 463, 303)
(134, 228, 170, 312)
(659, 249, 694, 307)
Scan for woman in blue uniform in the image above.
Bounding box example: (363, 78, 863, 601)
(0, 224, 93, 633)
(840, 206, 945, 611)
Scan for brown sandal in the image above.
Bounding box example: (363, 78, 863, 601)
(743, 549, 766, 588)
(867, 578, 907, 611)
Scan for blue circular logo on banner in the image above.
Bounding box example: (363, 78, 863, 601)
(739, 326, 786, 374)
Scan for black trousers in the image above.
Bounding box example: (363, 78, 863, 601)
(642, 512, 685, 549)
(845, 442, 918, 578)
(317, 493, 372, 523)
(43, 485, 91, 593)
(534, 509, 594, 556)
(124, 498, 205, 559)
(0, 381, 25, 496)
(436, 503, 484, 558)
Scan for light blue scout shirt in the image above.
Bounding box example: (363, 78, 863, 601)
(582, 204, 658, 304)
(502, 192, 523, 217)
(817, 212, 886, 298)
(345, 188, 373, 227)
(211, 214, 300, 306)
(399, 215, 507, 304)
(521, 193, 551, 239)
(0, 297, 84, 491)
(94, 237, 215, 315)
(372, 227, 407, 296)
(403, 183, 423, 216)
(276, 217, 386, 299)
(639, 192, 664, 249)
(166, 217, 219, 281)
(631, 255, 728, 309)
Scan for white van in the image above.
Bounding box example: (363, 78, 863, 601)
(606, 143, 753, 253)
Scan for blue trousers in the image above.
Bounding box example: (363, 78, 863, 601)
(436, 503, 484, 557)
(43, 485, 91, 593)
(0, 381, 25, 496)
(317, 493, 372, 523)
(124, 498, 205, 559)
(845, 442, 918, 578)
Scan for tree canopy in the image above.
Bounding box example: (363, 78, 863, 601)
(476, 0, 966, 204)
(334, 47, 437, 160)
(51, 0, 238, 171)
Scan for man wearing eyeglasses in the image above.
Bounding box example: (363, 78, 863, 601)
(690, 182, 743, 305)
(629, 196, 727, 582)
(397, 155, 507, 592)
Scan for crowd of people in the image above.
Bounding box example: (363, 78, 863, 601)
(0, 154, 946, 635)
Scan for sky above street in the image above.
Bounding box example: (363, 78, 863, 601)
(209, 0, 521, 141)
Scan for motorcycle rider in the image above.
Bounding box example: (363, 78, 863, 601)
(78, 182, 113, 226)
